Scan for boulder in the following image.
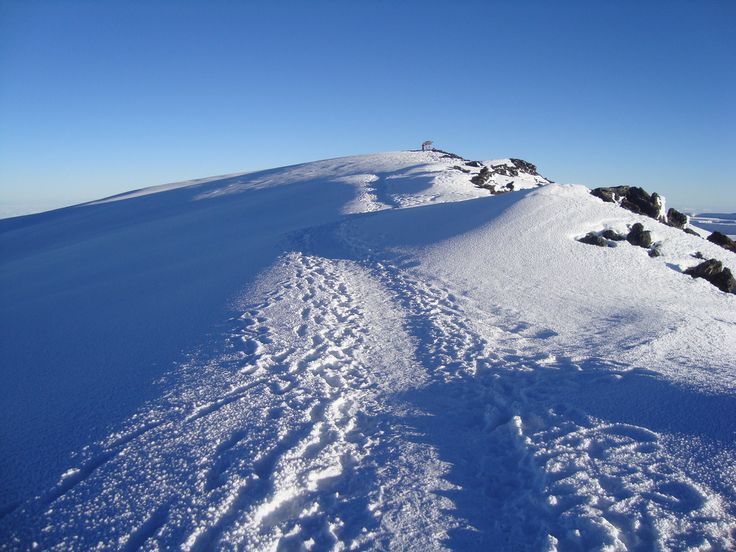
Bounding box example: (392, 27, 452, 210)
(684, 228, 700, 236)
(685, 259, 736, 293)
(667, 208, 689, 229)
(509, 158, 540, 175)
(626, 223, 653, 248)
(591, 186, 666, 222)
(578, 232, 608, 247)
(601, 229, 626, 241)
(470, 166, 491, 187)
(590, 187, 617, 203)
(707, 231, 736, 253)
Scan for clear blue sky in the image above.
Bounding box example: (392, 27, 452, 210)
(1, 0, 734, 212)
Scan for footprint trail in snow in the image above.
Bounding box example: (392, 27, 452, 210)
(2, 227, 735, 550)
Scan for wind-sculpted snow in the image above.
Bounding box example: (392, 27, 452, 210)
(1, 151, 735, 550)
(0, 150, 481, 513)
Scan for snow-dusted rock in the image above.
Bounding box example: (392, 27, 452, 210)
(707, 231, 736, 253)
(626, 222, 653, 248)
(578, 232, 608, 246)
(685, 258, 736, 293)
(591, 185, 668, 222)
(601, 228, 626, 241)
(667, 207, 689, 229)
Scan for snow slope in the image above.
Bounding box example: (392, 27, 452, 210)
(1, 150, 735, 550)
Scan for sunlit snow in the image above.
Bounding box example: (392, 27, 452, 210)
(1, 150, 735, 550)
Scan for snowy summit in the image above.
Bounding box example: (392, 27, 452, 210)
(1, 149, 735, 550)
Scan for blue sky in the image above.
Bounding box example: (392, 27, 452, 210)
(1, 0, 734, 212)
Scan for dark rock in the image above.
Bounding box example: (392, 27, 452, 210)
(601, 229, 625, 241)
(578, 232, 608, 247)
(649, 246, 662, 258)
(470, 166, 491, 187)
(470, 158, 551, 193)
(484, 158, 542, 178)
(692, 251, 704, 259)
(488, 159, 540, 178)
(433, 149, 464, 160)
(591, 187, 617, 203)
(684, 228, 699, 236)
(707, 231, 736, 253)
(509, 158, 539, 175)
(591, 186, 666, 221)
(489, 164, 516, 177)
(626, 223, 653, 248)
(451, 165, 470, 174)
(684, 259, 736, 293)
(667, 208, 688, 229)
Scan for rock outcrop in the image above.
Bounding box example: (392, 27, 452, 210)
(578, 224, 665, 260)
(707, 231, 736, 253)
(667, 208, 689, 229)
(590, 186, 706, 237)
(471, 167, 514, 193)
(578, 232, 608, 247)
(488, 158, 541, 178)
(591, 186, 666, 222)
(601, 229, 626, 241)
(626, 223, 653, 248)
(420, 150, 550, 196)
(469, 158, 550, 194)
(685, 259, 736, 293)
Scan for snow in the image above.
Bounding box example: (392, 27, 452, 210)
(1, 150, 735, 550)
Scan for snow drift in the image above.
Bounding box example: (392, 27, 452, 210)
(1, 150, 735, 550)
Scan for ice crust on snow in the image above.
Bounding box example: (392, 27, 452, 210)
(1, 150, 735, 550)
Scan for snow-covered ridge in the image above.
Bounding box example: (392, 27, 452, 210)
(81, 149, 550, 214)
(586, 185, 736, 292)
(1, 151, 735, 550)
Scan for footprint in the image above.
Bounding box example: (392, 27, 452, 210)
(186, 382, 260, 422)
(121, 503, 170, 552)
(238, 338, 260, 356)
(534, 329, 558, 340)
(206, 431, 248, 490)
(603, 424, 658, 443)
(646, 481, 705, 513)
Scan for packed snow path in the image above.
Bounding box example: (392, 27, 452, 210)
(4, 231, 735, 550)
(2, 151, 735, 550)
